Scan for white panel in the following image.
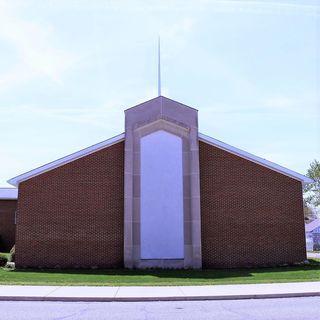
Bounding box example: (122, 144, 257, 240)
(140, 130, 184, 259)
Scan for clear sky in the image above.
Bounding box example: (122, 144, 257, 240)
(0, 0, 319, 187)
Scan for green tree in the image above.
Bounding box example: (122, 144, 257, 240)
(304, 160, 320, 206)
(304, 203, 316, 221)
(303, 160, 320, 221)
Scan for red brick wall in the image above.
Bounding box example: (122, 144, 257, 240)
(16, 141, 124, 268)
(199, 141, 306, 268)
(0, 200, 16, 252)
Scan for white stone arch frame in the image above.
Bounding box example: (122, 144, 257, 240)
(125, 118, 201, 269)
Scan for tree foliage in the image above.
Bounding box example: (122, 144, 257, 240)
(303, 159, 320, 207)
(304, 203, 316, 221)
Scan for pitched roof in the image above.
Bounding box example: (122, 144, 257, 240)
(8, 133, 125, 187)
(0, 188, 18, 200)
(305, 218, 320, 232)
(8, 131, 312, 187)
(199, 133, 313, 184)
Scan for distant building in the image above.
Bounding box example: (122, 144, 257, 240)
(7, 96, 313, 269)
(0, 188, 17, 252)
(305, 218, 320, 251)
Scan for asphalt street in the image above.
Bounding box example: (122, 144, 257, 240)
(0, 297, 319, 320)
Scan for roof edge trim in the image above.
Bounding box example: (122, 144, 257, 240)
(8, 133, 125, 187)
(124, 96, 198, 112)
(0, 188, 18, 200)
(199, 133, 313, 184)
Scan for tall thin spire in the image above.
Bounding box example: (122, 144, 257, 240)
(158, 36, 161, 96)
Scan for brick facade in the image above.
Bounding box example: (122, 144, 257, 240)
(199, 141, 306, 268)
(15, 142, 124, 268)
(0, 200, 16, 252)
(15, 137, 306, 269)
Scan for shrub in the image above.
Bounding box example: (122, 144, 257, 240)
(9, 245, 15, 262)
(0, 254, 8, 267)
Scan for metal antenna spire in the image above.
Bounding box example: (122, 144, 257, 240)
(158, 36, 161, 96)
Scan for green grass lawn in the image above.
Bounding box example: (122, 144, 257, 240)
(0, 259, 319, 286)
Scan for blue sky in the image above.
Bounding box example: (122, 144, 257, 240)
(0, 0, 319, 187)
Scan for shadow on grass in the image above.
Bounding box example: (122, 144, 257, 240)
(7, 259, 320, 281)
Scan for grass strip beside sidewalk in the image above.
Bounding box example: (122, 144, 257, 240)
(0, 259, 319, 286)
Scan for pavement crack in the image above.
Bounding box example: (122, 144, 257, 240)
(220, 302, 254, 320)
(177, 286, 186, 298)
(114, 286, 120, 299)
(45, 286, 62, 297)
(51, 303, 90, 320)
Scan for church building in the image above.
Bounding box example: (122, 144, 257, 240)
(8, 96, 312, 269)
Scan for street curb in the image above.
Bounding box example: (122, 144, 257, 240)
(0, 292, 319, 302)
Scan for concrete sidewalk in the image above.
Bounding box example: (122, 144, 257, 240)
(0, 282, 319, 302)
